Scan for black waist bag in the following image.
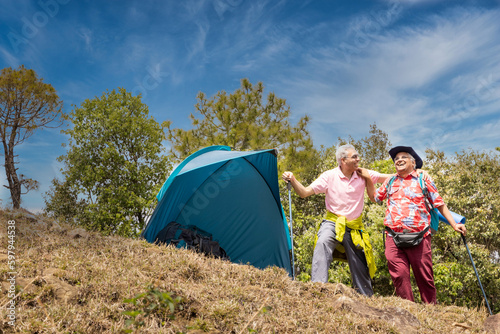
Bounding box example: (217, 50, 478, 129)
(386, 225, 430, 248)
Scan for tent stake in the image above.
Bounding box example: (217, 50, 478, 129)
(287, 182, 295, 280)
(462, 234, 492, 315)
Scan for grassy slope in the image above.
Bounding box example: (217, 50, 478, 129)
(0, 209, 490, 333)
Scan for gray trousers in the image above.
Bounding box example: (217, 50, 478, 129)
(311, 220, 374, 297)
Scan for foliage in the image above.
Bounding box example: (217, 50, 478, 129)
(164, 78, 318, 175)
(426, 149, 500, 251)
(291, 211, 319, 282)
(368, 158, 396, 175)
(43, 178, 85, 221)
(364, 199, 393, 295)
(0, 65, 63, 208)
(122, 285, 183, 332)
(424, 148, 500, 312)
(337, 122, 392, 167)
(45, 88, 170, 237)
(285, 145, 336, 222)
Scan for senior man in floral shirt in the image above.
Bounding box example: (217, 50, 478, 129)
(364, 146, 466, 304)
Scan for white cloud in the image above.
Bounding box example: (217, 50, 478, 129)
(0, 46, 20, 67)
(275, 6, 500, 151)
(186, 21, 210, 62)
(78, 27, 93, 53)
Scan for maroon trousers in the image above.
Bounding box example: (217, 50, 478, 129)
(385, 234, 436, 304)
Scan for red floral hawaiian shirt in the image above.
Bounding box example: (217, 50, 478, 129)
(374, 171, 444, 237)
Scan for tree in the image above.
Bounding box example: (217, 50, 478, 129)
(43, 178, 85, 222)
(426, 149, 500, 251)
(46, 88, 170, 237)
(337, 122, 392, 167)
(0, 65, 63, 208)
(164, 78, 317, 172)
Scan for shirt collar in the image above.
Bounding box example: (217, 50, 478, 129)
(397, 170, 419, 179)
(337, 166, 359, 180)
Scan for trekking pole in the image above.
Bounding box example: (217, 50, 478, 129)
(461, 234, 493, 315)
(287, 181, 295, 280)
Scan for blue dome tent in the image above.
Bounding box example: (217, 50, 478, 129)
(141, 145, 292, 275)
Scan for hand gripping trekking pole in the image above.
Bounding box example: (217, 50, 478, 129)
(461, 234, 493, 315)
(287, 181, 295, 280)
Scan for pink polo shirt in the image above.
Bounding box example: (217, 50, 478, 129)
(310, 167, 381, 220)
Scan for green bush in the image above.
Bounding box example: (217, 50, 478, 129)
(122, 285, 183, 332)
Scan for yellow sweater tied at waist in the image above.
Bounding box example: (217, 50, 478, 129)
(316, 211, 376, 278)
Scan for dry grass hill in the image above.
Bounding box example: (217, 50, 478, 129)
(0, 208, 496, 333)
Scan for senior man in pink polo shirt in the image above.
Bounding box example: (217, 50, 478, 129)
(282, 144, 392, 296)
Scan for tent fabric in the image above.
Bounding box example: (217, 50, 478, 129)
(142, 146, 292, 274)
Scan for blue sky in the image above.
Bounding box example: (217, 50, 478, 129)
(1, 0, 500, 211)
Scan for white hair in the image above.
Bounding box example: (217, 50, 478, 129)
(336, 144, 356, 165)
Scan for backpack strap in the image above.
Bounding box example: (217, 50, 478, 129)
(417, 173, 442, 234)
(418, 173, 426, 195)
(418, 173, 435, 210)
(385, 175, 396, 193)
(383, 175, 397, 249)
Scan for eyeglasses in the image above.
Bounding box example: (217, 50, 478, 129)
(394, 155, 411, 162)
(347, 154, 360, 160)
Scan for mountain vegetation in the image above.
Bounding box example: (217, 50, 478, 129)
(1, 70, 497, 324)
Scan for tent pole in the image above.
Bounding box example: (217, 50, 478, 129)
(287, 182, 295, 279)
(461, 234, 492, 315)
